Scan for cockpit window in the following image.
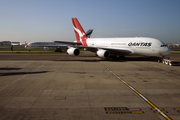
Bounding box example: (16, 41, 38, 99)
(160, 45, 167, 47)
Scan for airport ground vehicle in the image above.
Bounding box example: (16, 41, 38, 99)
(158, 59, 180, 66)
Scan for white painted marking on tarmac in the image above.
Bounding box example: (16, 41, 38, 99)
(139, 94, 148, 101)
(21, 62, 34, 68)
(35, 65, 44, 71)
(129, 86, 135, 90)
(122, 81, 126, 84)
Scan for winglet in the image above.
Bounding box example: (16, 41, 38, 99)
(86, 29, 93, 38)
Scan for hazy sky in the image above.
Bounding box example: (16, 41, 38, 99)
(0, 0, 180, 43)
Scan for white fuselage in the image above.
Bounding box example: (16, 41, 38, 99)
(85, 37, 171, 56)
(26, 38, 171, 57)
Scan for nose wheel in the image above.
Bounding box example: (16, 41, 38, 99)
(158, 56, 164, 63)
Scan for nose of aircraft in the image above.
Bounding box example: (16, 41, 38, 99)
(163, 47, 171, 55)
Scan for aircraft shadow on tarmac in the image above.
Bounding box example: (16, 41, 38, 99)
(0, 71, 49, 76)
(0, 68, 21, 70)
(108, 56, 160, 62)
(53, 56, 160, 62)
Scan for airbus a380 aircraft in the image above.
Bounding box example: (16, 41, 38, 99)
(67, 18, 171, 58)
(26, 18, 171, 58)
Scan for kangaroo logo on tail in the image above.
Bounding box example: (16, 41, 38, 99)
(72, 18, 88, 46)
(73, 26, 85, 40)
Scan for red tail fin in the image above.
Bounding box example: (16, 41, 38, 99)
(72, 18, 88, 46)
(25, 43, 28, 48)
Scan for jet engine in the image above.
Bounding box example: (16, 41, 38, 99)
(96, 49, 110, 58)
(67, 48, 80, 56)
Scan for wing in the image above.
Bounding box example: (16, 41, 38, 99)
(38, 45, 68, 49)
(75, 46, 132, 56)
(37, 41, 82, 49)
(54, 41, 82, 45)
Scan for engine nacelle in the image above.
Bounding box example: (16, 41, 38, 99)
(43, 47, 51, 51)
(67, 48, 80, 56)
(96, 49, 110, 58)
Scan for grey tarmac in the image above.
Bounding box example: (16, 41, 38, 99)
(0, 51, 180, 120)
